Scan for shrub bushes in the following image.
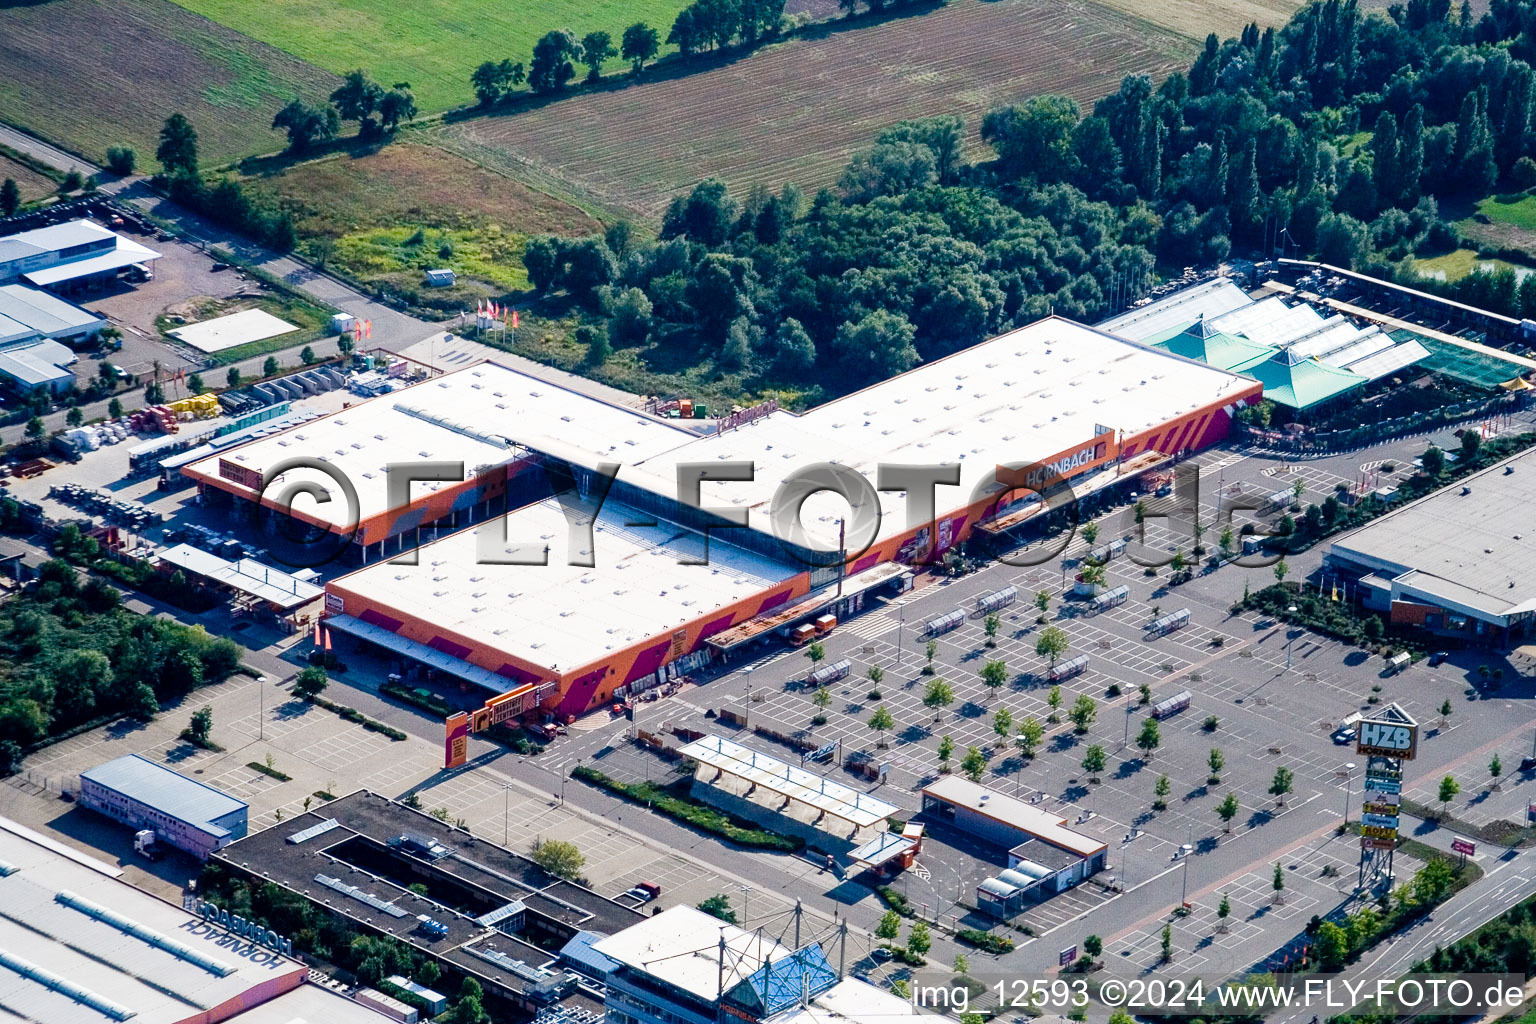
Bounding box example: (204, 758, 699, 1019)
(572, 765, 801, 851)
(956, 928, 1015, 954)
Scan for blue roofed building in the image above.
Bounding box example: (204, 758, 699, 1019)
(593, 906, 911, 1024)
(78, 753, 248, 859)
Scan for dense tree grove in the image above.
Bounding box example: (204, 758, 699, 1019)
(528, 0, 1536, 401)
(0, 555, 241, 756)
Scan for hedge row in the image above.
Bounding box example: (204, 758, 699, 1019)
(572, 765, 802, 851)
(309, 696, 407, 740)
(955, 928, 1015, 954)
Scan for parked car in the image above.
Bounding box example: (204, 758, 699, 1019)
(1428, 651, 1449, 666)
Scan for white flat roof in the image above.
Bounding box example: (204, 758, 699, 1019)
(611, 317, 1254, 550)
(592, 906, 794, 1003)
(156, 543, 323, 609)
(328, 496, 797, 674)
(1097, 278, 1254, 341)
(1328, 447, 1536, 623)
(0, 821, 302, 1024)
(186, 361, 695, 531)
(169, 308, 299, 353)
(922, 775, 1106, 857)
(680, 734, 898, 828)
(218, 983, 400, 1024)
(20, 232, 160, 288)
(772, 977, 916, 1024)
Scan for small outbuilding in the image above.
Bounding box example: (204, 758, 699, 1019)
(424, 268, 456, 288)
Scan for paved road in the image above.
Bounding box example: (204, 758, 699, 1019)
(0, 123, 99, 178)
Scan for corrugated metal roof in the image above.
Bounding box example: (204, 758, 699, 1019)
(0, 284, 103, 336)
(80, 754, 246, 834)
(0, 338, 76, 387)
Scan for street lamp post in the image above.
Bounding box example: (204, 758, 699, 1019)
(1341, 762, 1357, 824)
(739, 884, 753, 927)
(1286, 604, 1299, 668)
(896, 600, 906, 666)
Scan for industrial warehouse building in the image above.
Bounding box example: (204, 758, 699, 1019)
(920, 776, 1107, 915)
(0, 816, 325, 1024)
(186, 315, 1260, 720)
(79, 754, 249, 859)
(0, 219, 161, 290)
(212, 790, 643, 1018)
(1326, 447, 1536, 644)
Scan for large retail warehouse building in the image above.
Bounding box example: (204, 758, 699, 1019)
(190, 316, 1260, 719)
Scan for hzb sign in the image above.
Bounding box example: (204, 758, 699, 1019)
(1357, 720, 1417, 760)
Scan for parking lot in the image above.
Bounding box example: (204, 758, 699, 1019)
(522, 430, 1536, 973)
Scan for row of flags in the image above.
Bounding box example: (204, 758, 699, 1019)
(351, 319, 373, 340)
(312, 621, 332, 650)
(471, 300, 519, 329)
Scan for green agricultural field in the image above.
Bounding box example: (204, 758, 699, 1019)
(0, 0, 337, 165)
(167, 0, 693, 115)
(0, 150, 62, 205)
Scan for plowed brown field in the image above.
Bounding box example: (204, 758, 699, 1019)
(435, 0, 1197, 220)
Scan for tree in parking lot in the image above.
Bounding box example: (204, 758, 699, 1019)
(906, 921, 931, 957)
(992, 707, 1012, 747)
(292, 667, 328, 700)
(868, 704, 895, 746)
(187, 705, 213, 744)
(531, 838, 584, 879)
(1273, 559, 1290, 584)
(1046, 685, 1063, 722)
(1272, 862, 1286, 904)
(804, 639, 825, 672)
(1082, 521, 1099, 546)
(1216, 792, 1240, 833)
(1136, 718, 1161, 759)
(1035, 626, 1069, 668)
(65, 407, 82, 427)
(923, 640, 938, 674)
(961, 745, 987, 782)
(983, 613, 1001, 647)
(24, 416, 44, 442)
(1081, 744, 1107, 782)
(1270, 766, 1294, 807)
(876, 909, 901, 941)
(811, 686, 832, 711)
(1154, 773, 1171, 810)
(1438, 774, 1460, 817)
(107, 398, 123, 419)
(1003, 720, 1036, 763)
(1068, 694, 1097, 733)
(937, 734, 954, 770)
(922, 678, 954, 721)
(979, 659, 1008, 702)
(1439, 699, 1453, 727)
(1208, 747, 1225, 783)
(1490, 754, 1503, 789)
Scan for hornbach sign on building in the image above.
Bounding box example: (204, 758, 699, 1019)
(1002, 429, 1119, 491)
(196, 899, 294, 956)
